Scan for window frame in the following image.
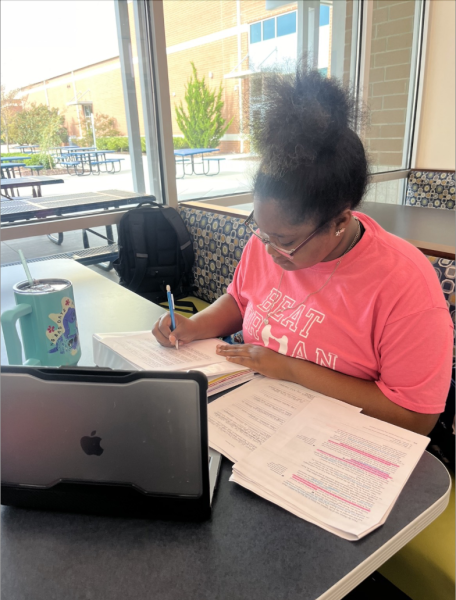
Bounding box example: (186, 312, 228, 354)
(1, 0, 431, 240)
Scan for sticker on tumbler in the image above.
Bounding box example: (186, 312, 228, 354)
(46, 297, 80, 356)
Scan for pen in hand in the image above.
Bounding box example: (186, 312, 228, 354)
(166, 285, 179, 350)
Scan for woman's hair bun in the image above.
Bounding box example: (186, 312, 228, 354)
(252, 66, 358, 177)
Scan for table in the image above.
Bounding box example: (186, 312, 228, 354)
(55, 146, 96, 154)
(230, 201, 456, 260)
(360, 202, 456, 259)
(174, 148, 220, 177)
(1, 176, 64, 200)
(0, 189, 147, 224)
(13, 144, 39, 154)
(57, 150, 119, 176)
(0, 163, 26, 179)
(0, 259, 451, 600)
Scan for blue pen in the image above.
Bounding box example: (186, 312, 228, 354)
(166, 285, 178, 349)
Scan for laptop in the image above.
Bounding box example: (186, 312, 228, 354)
(1, 366, 221, 520)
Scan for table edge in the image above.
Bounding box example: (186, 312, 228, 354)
(318, 454, 452, 600)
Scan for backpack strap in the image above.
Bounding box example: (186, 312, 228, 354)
(160, 205, 195, 272)
(126, 211, 149, 292)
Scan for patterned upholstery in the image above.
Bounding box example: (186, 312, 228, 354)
(405, 170, 455, 209)
(427, 256, 456, 368)
(178, 206, 252, 304)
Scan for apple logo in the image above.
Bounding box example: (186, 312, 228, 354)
(80, 430, 104, 456)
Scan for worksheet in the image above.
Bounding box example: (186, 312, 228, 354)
(231, 399, 429, 540)
(208, 377, 361, 463)
(94, 331, 249, 372)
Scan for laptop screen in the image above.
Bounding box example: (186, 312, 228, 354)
(2, 372, 204, 497)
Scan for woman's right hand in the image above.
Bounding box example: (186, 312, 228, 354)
(152, 312, 199, 347)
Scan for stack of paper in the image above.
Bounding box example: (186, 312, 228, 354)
(93, 331, 255, 396)
(208, 378, 430, 540)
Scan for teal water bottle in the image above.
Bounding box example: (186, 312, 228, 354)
(2, 278, 81, 367)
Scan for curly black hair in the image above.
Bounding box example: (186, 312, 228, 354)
(252, 66, 369, 228)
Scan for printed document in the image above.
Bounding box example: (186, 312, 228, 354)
(93, 331, 254, 395)
(231, 399, 429, 540)
(208, 377, 361, 463)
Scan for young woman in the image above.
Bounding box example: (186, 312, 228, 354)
(153, 68, 453, 435)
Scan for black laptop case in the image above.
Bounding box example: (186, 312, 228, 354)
(1, 366, 212, 520)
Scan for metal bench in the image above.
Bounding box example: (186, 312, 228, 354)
(203, 157, 225, 176)
(90, 158, 125, 174)
(2, 243, 119, 269)
(27, 165, 45, 175)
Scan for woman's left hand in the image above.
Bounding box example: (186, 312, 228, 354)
(216, 343, 286, 379)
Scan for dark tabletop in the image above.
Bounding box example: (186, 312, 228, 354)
(1, 452, 450, 600)
(0, 260, 451, 600)
(1, 189, 149, 223)
(1, 176, 64, 188)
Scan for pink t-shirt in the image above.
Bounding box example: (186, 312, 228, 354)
(227, 212, 453, 414)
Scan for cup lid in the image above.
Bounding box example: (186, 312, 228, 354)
(13, 279, 72, 295)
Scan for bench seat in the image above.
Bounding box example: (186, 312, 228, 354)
(2, 244, 119, 268)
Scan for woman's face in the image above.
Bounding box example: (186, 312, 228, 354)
(252, 198, 353, 271)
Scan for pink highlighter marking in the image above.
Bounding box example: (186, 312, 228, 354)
(328, 440, 399, 467)
(291, 474, 370, 512)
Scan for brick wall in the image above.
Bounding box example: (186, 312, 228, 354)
(365, 0, 415, 171)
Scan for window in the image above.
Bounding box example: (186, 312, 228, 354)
(263, 18, 276, 41)
(364, 0, 423, 175)
(0, 0, 163, 267)
(162, 1, 361, 203)
(277, 12, 296, 37)
(250, 22, 262, 44)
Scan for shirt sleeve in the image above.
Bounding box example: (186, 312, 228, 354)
(376, 307, 454, 414)
(226, 237, 254, 318)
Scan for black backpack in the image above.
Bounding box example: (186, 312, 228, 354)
(113, 200, 195, 303)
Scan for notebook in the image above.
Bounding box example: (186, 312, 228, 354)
(1, 366, 221, 520)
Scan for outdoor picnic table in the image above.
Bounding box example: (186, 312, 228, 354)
(174, 148, 220, 177)
(1, 176, 64, 200)
(0, 163, 27, 179)
(57, 146, 97, 154)
(57, 150, 122, 176)
(13, 144, 39, 154)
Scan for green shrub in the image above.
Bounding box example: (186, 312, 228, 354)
(173, 137, 189, 149)
(1, 152, 28, 158)
(25, 153, 55, 169)
(175, 62, 232, 148)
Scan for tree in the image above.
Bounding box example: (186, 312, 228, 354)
(175, 62, 232, 149)
(1, 85, 21, 152)
(77, 112, 120, 147)
(11, 103, 67, 146)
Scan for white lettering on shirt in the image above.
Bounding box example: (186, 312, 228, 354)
(257, 288, 282, 313)
(270, 295, 296, 323)
(316, 348, 338, 370)
(261, 325, 289, 355)
(299, 309, 325, 339)
(280, 304, 306, 333)
(291, 341, 308, 360)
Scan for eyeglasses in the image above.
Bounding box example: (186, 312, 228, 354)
(244, 211, 327, 259)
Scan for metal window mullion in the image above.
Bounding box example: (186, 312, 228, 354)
(403, 0, 426, 174)
(114, 0, 146, 195)
(132, 0, 162, 200)
(146, 0, 178, 208)
(297, 1, 320, 68)
(356, 0, 373, 135)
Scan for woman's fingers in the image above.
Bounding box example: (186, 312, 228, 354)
(152, 313, 196, 347)
(216, 343, 251, 356)
(152, 313, 174, 347)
